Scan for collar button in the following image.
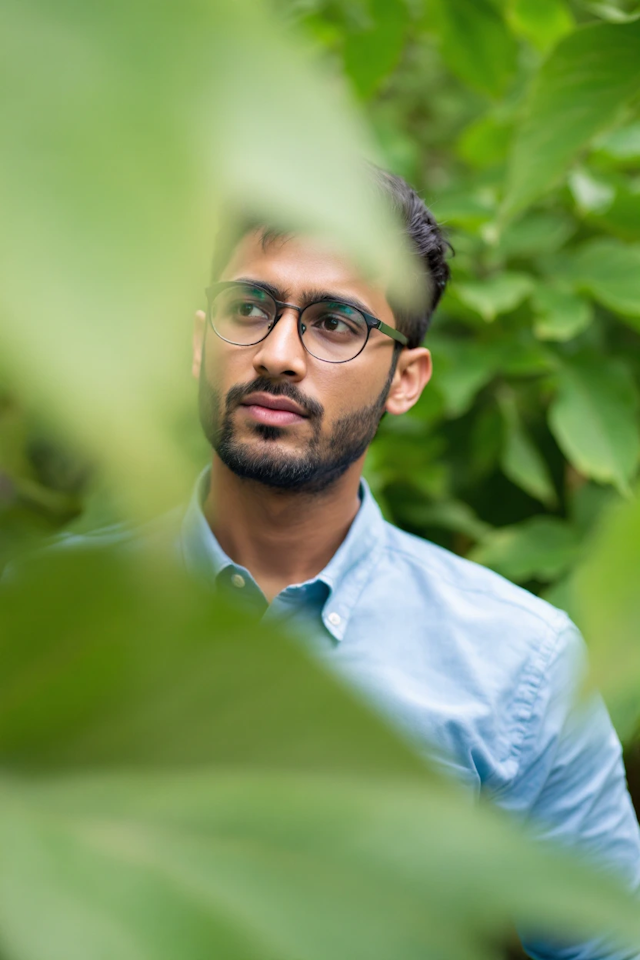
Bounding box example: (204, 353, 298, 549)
(327, 611, 341, 627)
(231, 573, 246, 589)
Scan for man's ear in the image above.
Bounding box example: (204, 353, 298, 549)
(192, 310, 206, 379)
(385, 347, 432, 416)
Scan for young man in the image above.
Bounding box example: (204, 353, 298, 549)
(184, 168, 640, 959)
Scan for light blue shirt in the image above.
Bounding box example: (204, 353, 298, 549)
(180, 468, 640, 960)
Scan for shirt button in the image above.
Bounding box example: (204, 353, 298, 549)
(231, 573, 246, 589)
(327, 612, 341, 627)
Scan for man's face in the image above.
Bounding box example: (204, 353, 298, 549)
(193, 229, 431, 494)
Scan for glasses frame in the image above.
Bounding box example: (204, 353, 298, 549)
(205, 280, 408, 364)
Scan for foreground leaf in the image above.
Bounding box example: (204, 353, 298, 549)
(574, 493, 640, 741)
(1, 547, 640, 959)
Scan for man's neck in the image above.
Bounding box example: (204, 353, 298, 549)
(203, 457, 364, 602)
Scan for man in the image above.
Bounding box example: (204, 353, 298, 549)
(184, 167, 640, 959)
(12, 167, 639, 957)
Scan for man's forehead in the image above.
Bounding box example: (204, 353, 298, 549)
(219, 228, 392, 310)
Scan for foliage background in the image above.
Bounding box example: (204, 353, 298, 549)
(1, 1, 640, 956)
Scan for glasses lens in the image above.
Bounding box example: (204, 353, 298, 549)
(210, 284, 276, 345)
(300, 301, 368, 362)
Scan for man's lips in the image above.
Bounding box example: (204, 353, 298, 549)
(239, 392, 308, 427)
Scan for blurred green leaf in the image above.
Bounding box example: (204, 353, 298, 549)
(2, 547, 640, 960)
(431, 338, 503, 416)
(532, 283, 593, 341)
(495, 211, 575, 260)
(502, 21, 640, 218)
(456, 272, 534, 321)
(568, 167, 616, 214)
(574, 492, 640, 741)
(594, 120, 640, 161)
(470, 516, 580, 581)
(429, 0, 519, 98)
(343, 0, 409, 98)
(506, 0, 574, 53)
(457, 113, 513, 170)
(565, 238, 640, 324)
(499, 393, 557, 506)
(0, 0, 414, 523)
(548, 355, 640, 495)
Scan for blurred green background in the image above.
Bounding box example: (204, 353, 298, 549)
(1, 0, 640, 957)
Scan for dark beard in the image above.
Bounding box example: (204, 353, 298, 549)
(198, 362, 396, 495)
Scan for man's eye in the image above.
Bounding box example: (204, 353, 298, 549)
(315, 314, 358, 335)
(232, 300, 268, 320)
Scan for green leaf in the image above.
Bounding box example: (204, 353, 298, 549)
(429, 0, 519, 98)
(506, 0, 574, 53)
(457, 114, 513, 169)
(0, 0, 413, 523)
(502, 21, 640, 218)
(494, 211, 575, 259)
(455, 272, 534, 321)
(548, 355, 640, 494)
(581, 179, 640, 242)
(568, 167, 616, 214)
(430, 337, 503, 416)
(595, 120, 640, 161)
(532, 283, 593, 341)
(343, 0, 409, 98)
(574, 492, 640, 741)
(4, 548, 640, 959)
(469, 516, 580, 581)
(564, 238, 640, 324)
(499, 393, 557, 506)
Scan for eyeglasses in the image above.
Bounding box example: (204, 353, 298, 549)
(205, 280, 408, 364)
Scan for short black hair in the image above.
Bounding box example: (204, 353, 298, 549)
(368, 164, 452, 347)
(210, 165, 452, 349)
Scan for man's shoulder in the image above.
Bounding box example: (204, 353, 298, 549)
(378, 518, 570, 636)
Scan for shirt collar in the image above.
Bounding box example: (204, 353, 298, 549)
(179, 465, 386, 641)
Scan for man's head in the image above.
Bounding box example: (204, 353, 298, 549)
(192, 167, 450, 495)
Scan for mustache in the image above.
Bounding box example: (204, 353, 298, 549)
(225, 376, 324, 420)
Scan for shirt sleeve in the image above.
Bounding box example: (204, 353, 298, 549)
(494, 619, 640, 960)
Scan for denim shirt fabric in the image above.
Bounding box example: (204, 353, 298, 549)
(181, 469, 640, 960)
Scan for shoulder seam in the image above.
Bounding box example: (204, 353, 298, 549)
(381, 542, 567, 632)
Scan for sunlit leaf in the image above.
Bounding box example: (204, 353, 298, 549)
(506, 0, 574, 53)
(502, 21, 640, 218)
(548, 355, 640, 495)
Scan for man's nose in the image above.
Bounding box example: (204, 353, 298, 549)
(252, 307, 307, 380)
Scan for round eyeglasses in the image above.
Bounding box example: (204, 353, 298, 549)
(205, 280, 408, 364)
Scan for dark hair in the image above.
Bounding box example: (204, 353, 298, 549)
(368, 164, 452, 347)
(211, 165, 452, 349)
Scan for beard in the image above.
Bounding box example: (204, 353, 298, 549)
(198, 361, 396, 495)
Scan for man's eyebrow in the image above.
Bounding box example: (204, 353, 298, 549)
(232, 276, 379, 320)
(298, 288, 377, 318)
